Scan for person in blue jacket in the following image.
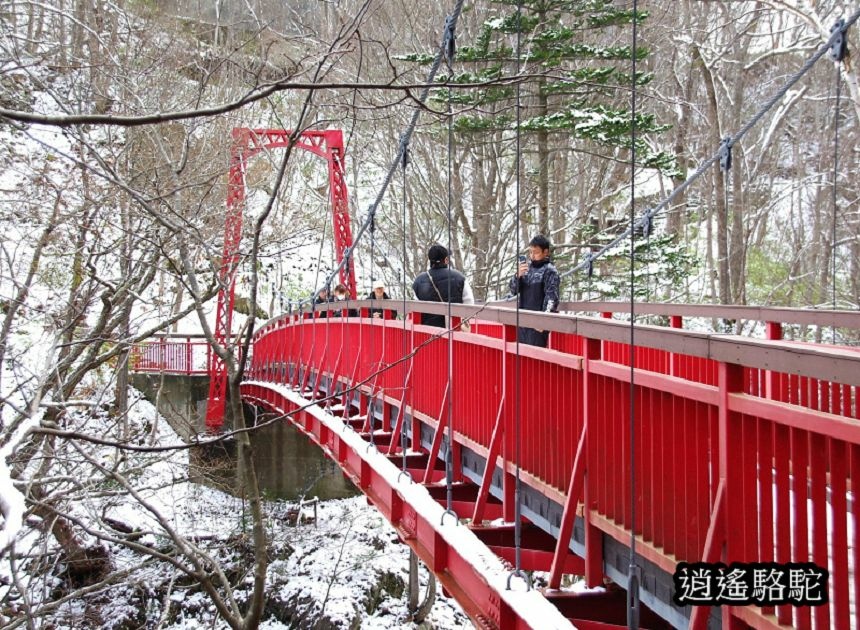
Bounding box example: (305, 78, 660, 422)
(509, 235, 560, 347)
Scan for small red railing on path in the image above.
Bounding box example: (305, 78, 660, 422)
(130, 334, 211, 375)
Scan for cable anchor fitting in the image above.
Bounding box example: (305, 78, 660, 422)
(719, 137, 732, 171)
(399, 133, 411, 170)
(443, 15, 457, 65)
(627, 563, 642, 629)
(641, 213, 653, 239)
(584, 253, 594, 279)
(830, 18, 847, 63)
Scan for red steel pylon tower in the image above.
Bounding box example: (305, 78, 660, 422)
(205, 128, 354, 431)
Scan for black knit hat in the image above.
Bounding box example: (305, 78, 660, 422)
(427, 244, 449, 263)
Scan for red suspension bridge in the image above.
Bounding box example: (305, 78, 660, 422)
(133, 301, 860, 630)
(114, 0, 860, 625)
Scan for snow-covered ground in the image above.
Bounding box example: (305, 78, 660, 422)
(0, 389, 468, 629)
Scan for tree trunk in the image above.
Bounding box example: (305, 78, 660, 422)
(551, 149, 568, 247)
(407, 550, 419, 612)
(668, 45, 696, 237)
(695, 46, 730, 303)
(729, 146, 746, 304)
(537, 76, 550, 236)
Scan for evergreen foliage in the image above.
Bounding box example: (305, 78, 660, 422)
(580, 233, 698, 300)
(412, 0, 678, 176)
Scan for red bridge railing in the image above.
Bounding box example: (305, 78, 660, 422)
(245, 300, 859, 630)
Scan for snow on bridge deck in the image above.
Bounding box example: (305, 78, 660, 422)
(240, 380, 576, 630)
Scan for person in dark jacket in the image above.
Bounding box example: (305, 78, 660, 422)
(333, 284, 358, 317)
(412, 244, 470, 327)
(367, 280, 395, 319)
(509, 235, 561, 347)
(313, 287, 331, 318)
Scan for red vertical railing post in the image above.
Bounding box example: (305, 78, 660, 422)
(830, 439, 849, 629)
(720, 361, 743, 557)
(582, 337, 604, 587)
(547, 337, 597, 588)
(689, 479, 726, 630)
(501, 322, 518, 523)
(599, 312, 612, 363)
(185, 336, 192, 375)
(409, 320, 422, 451)
(692, 360, 744, 629)
(773, 422, 792, 626)
(422, 384, 449, 484)
(720, 360, 746, 629)
(669, 315, 682, 377)
(765, 321, 782, 340)
(809, 430, 831, 629)
(765, 321, 782, 400)
(757, 417, 775, 619)
(850, 444, 860, 630)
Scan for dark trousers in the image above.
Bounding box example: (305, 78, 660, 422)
(517, 327, 549, 348)
(421, 313, 446, 328)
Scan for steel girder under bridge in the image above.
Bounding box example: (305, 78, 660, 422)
(135, 301, 860, 629)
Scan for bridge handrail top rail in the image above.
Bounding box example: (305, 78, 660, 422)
(556, 300, 860, 327)
(256, 301, 860, 386)
(273, 298, 860, 329)
(140, 333, 210, 340)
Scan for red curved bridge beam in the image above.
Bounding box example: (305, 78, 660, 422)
(240, 379, 575, 630)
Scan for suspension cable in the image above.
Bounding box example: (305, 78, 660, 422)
(558, 7, 860, 283)
(368, 211, 377, 451)
(401, 139, 411, 476)
(369, 212, 376, 300)
(506, 0, 530, 592)
(627, 2, 641, 628)
(312, 214, 328, 309)
(830, 17, 846, 340)
(442, 15, 458, 524)
(719, 136, 732, 313)
(832, 74, 840, 321)
(314, 0, 469, 306)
